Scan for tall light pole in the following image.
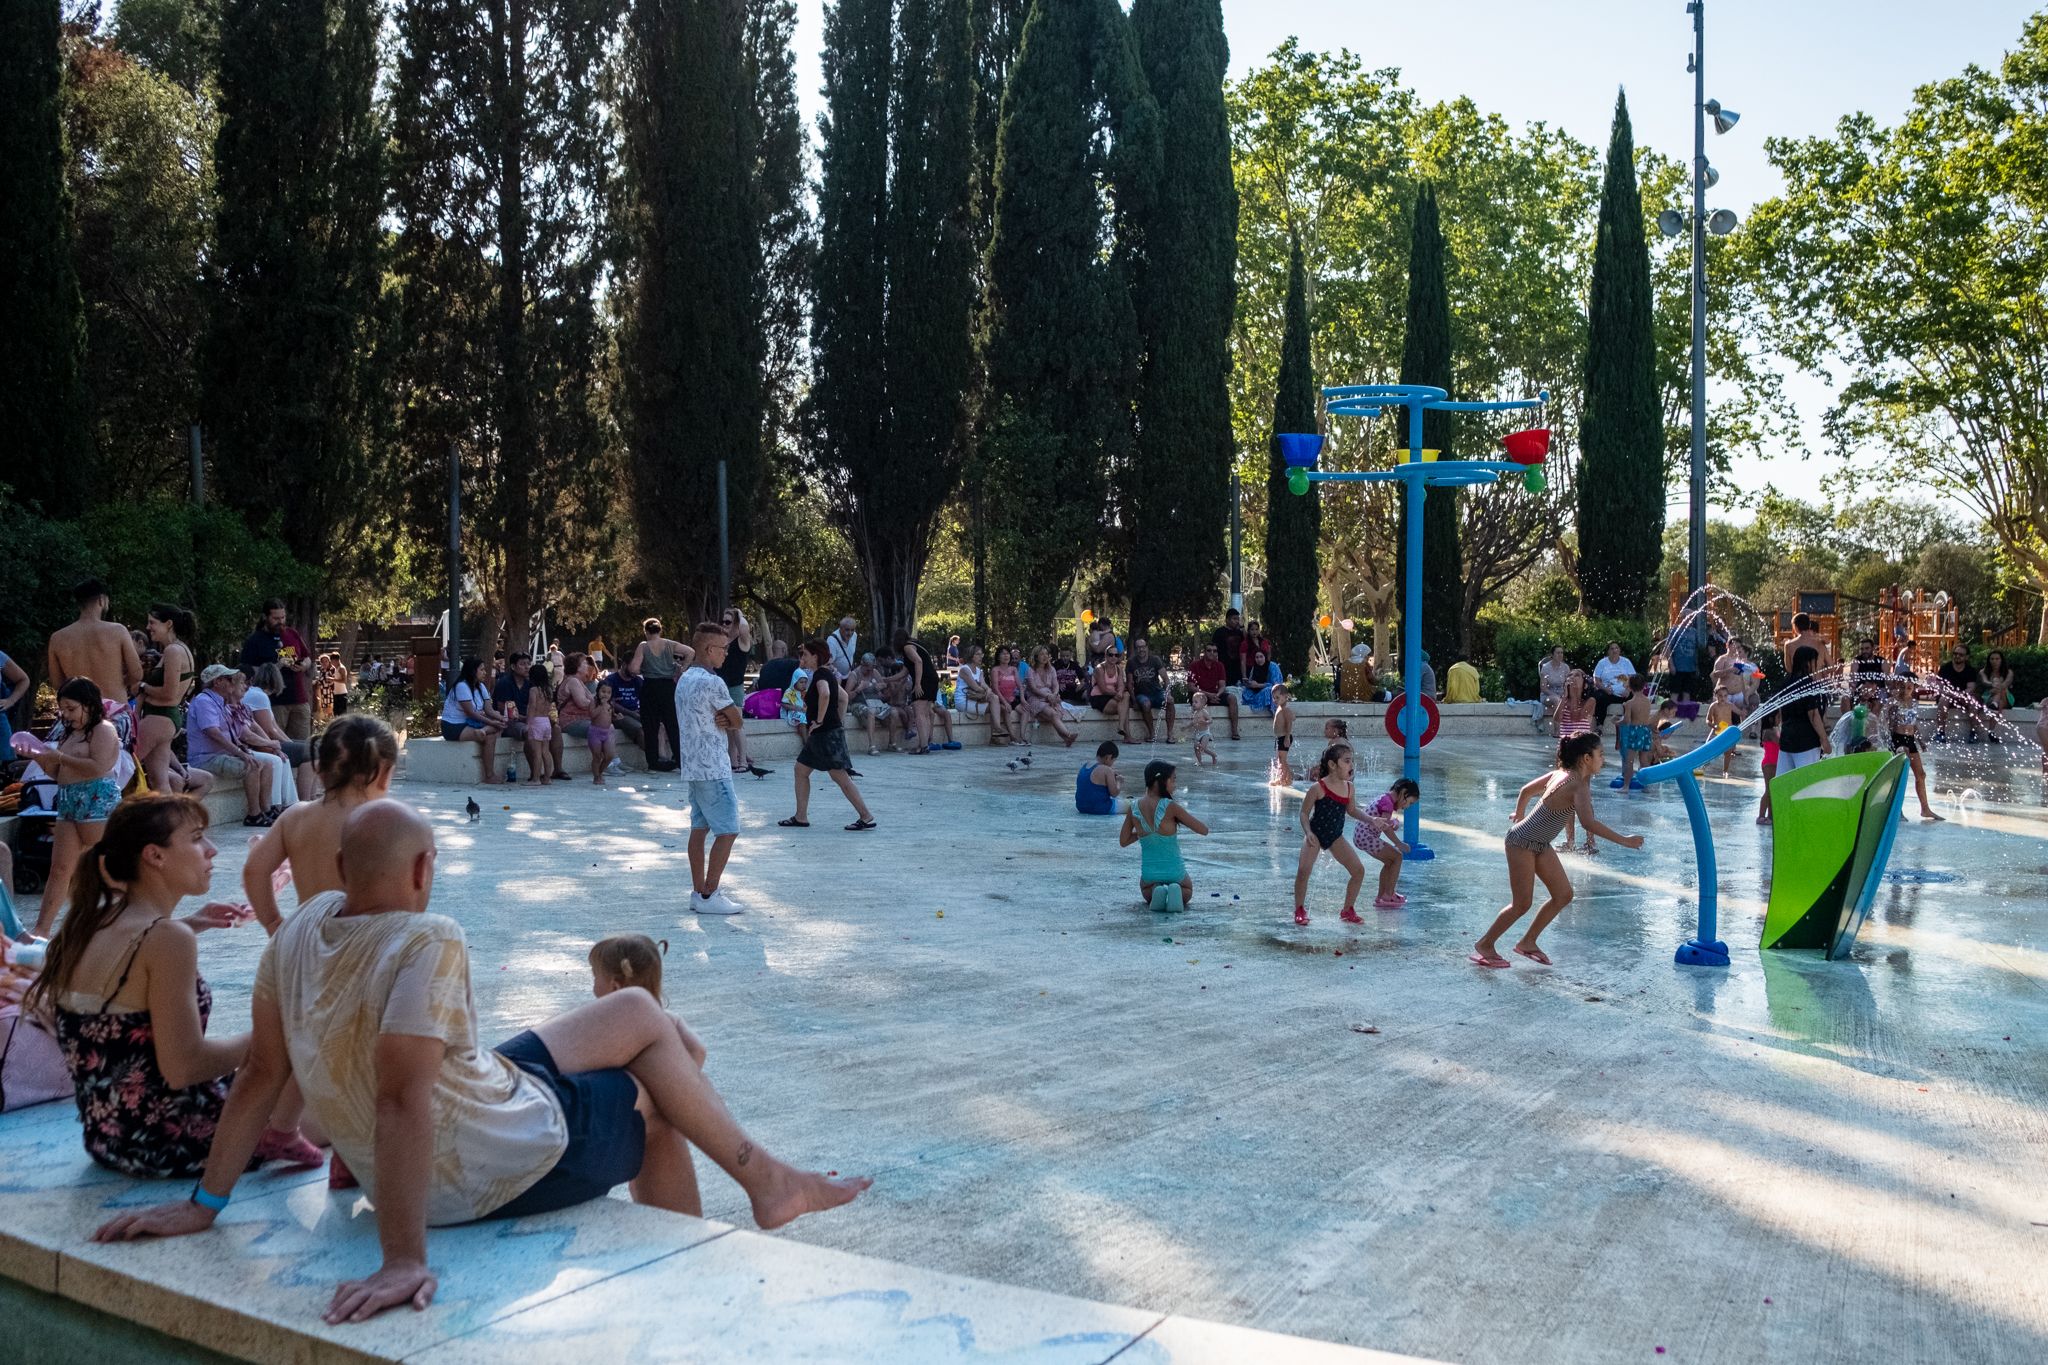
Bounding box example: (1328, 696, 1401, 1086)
(1664, 2, 1740, 598)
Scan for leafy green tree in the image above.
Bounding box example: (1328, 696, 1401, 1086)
(205, 0, 383, 632)
(1262, 239, 1320, 677)
(1125, 0, 1237, 637)
(110, 0, 219, 94)
(1577, 92, 1663, 617)
(63, 28, 217, 498)
(1738, 12, 2048, 638)
(1, 0, 94, 516)
(622, 0, 766, 616)
(976, 0, 1159, 639)
(1396, 182, 1462, 665)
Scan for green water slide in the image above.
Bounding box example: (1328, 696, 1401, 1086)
(1763, 752, 1907, 959)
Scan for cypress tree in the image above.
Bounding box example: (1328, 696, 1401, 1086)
(964, 0, 1032, 643)
(1126, 0, 1237, 639)
(1578, 90, 1664, 617)
(205, 0, 384, 625)
(0, 0, 93, 515)
(1263, 239, 1320, 679)
(1396, 182, 1463, 668)
(748, 0, 810, 463)
(624, 0, 767, 614)
(389, 0, 620, 640)
(977, 0, 1159, 638)
(874, 0, 976, 634)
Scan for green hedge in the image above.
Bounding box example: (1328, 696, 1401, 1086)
(1494, 615, 1657, 699)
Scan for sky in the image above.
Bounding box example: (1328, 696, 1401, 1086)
(789, 0, 2040, 521)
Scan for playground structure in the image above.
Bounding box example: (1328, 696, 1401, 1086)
(1286, 382, 1548, 860)
(1667, 573, 1971, 675)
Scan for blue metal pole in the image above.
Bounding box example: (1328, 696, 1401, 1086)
(1638, 723, 1739, 966)
(1401, 400, 1429, 859)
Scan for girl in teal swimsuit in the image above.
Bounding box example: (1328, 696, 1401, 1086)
(1119, 760, 1210, 912)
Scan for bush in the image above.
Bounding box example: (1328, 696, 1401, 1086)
(1479, 666, 1506, 702)
(1494, 614, 1657, 698)
(1290, 672, 1334, 702)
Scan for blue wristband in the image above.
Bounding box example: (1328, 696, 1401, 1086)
(190, 1182, 231, 1213)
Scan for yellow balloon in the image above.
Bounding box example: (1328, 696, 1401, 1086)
(1080, 609, 1096, 624)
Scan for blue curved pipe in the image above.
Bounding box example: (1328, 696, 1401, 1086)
(1636, 724, 1742, 967)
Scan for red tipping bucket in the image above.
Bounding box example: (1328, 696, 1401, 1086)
(1500, 428, 1550, 463)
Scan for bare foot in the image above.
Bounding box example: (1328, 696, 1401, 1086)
(750, 1161, 872, 1230)
(1921, 809, 1944, 822)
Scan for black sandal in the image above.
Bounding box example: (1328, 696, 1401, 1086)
(845, 818, 876, 831)
(778, 817, 809, 827)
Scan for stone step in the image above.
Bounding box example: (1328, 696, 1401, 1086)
(0, 1104, 1432, 1364)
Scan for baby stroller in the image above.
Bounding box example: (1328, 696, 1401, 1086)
(7, 779, 56, 896)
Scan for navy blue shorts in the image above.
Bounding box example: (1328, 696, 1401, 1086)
(487, 1030, 645, 1219)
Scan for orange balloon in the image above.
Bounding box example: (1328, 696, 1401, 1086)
(1080, 609, 1096, 625)
(1318, 614, 1333, 628)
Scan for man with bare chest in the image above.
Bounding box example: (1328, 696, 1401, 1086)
(46, 578, 143, 701)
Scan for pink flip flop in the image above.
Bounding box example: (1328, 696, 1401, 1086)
(1469, 952, 1511, 969)
(1512, 945, 1552, 965)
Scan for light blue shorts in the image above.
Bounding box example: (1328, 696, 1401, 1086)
(688, 778, 739, 836)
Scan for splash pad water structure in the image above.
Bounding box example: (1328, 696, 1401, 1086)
(1286, 382, 1548, 859)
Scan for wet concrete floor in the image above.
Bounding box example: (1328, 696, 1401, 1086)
(181, 728, 2047, 1364)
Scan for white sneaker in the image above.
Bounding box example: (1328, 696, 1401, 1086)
(691, 889, 742, 916)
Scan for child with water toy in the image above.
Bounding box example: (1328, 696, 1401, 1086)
(1351, 777, 1418, 909)
(1291, 743, 1369, 927)
(1119, 760, 1210, 912)
(1472, 733, 1644, 968)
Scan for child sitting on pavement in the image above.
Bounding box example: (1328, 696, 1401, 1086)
(1075, 741, 1122, 815)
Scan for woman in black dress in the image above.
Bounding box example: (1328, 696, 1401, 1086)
(780, 642, 876, 830)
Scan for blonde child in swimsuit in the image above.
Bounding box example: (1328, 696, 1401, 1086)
(1705, 684, 1738, 776)
(1472, 733, 1644, 968)
(1187, 692, 1218, 767)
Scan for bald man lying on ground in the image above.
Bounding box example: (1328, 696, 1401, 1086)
(95, 798, 868, 1325)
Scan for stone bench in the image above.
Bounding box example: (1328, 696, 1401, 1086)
(0, 1104, 1427, 1364)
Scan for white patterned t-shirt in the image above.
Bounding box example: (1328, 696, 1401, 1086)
(254, 893, 567, 1225)
(675, 666, 738, 781)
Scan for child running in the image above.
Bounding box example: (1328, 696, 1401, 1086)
(1118, 759, 1210, 912)
(524, 663, 555, 785)
(242, 715, 399, 933)
(1292, 743, 1368, 927)
(1473, 733, 1644, 968)
(1269, 684, 1296, 787)
(1187, 691, 1218, 767)
(1352, 777, 1418, 908)
(588, 680, 619, 785)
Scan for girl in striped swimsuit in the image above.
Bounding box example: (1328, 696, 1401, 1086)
(1471, 732, 1644, 969)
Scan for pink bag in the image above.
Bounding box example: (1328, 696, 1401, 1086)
(741, 689, 781, 720)
(0, 1005, 71, 1112)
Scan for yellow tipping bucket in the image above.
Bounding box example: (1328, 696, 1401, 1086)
(1394, 448, 1442, 463)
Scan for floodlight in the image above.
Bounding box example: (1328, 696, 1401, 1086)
(1705, 99, 1740, 134)
(1707, 208, 1740, 235)
(1702, 163, 1720, 190)
(1657, 209, 1686, 238)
